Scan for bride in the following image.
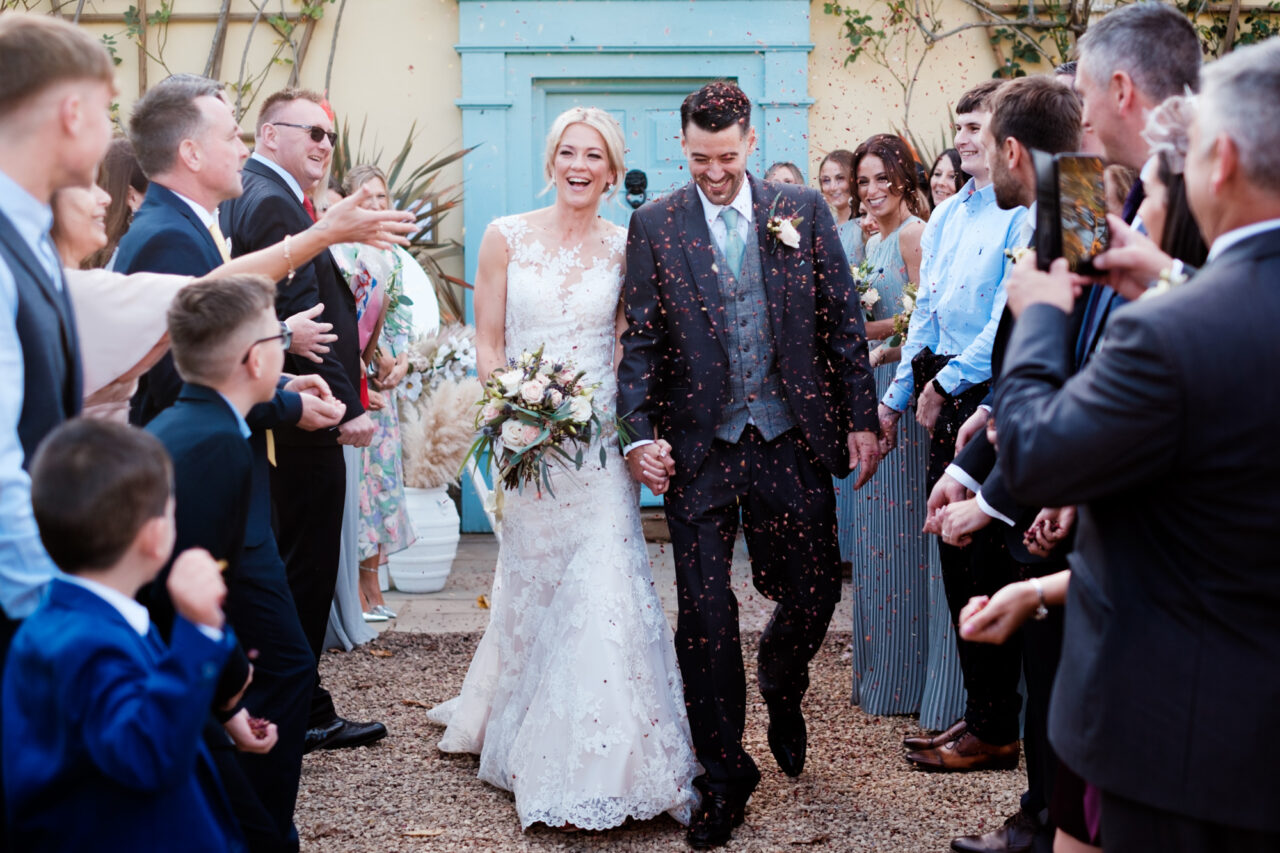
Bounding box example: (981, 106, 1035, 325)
(426, 107, 700, 831)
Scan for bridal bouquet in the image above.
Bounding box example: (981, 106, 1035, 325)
(884, 281, 919, 347)
(462, 346, 606, 496)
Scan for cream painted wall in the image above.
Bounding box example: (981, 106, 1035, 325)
(807, 0, 1005, 177)
(34, 0, 464, 278)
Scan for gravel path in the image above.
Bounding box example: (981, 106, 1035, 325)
(297, 630, 1023, 852)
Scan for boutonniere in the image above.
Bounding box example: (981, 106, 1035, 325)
(1004, 246, 1033, 265)
(766, 192, 803, 253)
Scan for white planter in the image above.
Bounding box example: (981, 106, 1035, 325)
(388, 485, 460, 593)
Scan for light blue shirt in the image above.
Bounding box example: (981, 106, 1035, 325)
(882, 178, 1026, 413)
(0, 169, 64, 619)
(215, 391, 252, 439)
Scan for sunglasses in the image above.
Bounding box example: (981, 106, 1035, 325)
(270, 121, 337, 147)
(241, 321, 293, 364)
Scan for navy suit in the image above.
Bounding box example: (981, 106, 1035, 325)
(147, 384, 309, 851)
(223, 157, 362, 734)
(619, 175, 878, 798)
(3, 578, 244, 852)
(115, 183, 226, 426)
(996, 228, 1280, 843)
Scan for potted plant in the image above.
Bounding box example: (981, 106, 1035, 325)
(387, 324, 481, 592)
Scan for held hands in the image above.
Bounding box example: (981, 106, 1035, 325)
(367, 389, 386, 411)
(626, 440, 676, 495)
(1090, 215, 1174, 302)
(166, 548, 226, 631)
(1005, 254, 1083, 318)
(924, 472, 972, 535)
(373, 352, 409, 391)
(224, 707, 279, 755)
(337, 412, 376, 447)
(320, 182, 416, 249)
(284, 303, 337, 364)
(1024, 506, 1076, 558)
(939, 497, 993, 548)
(958, 581, 1040, 645)
(848, 430, 881, 490)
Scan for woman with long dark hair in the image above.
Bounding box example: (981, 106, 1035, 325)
(929, 148, 967, 209)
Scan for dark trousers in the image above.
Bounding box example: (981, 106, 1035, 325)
(945, 528, 1024, 745)
(0, 612, 17, 853)
(270, 443, 345, 729)
(665, 427, 842, 801)
(923, 383, 1023, 744)
(1019, 574, 1064, 834)
(224, 544, 315, 851)
(1102, 789, 1280, 853)
(207, 722, 289, 853)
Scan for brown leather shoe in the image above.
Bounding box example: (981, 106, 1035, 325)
(905, 731, 1019, 772)
(949, 810, 1038, 852)
(902, 718, 966, 751)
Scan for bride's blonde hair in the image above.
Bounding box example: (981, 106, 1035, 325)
(542, 106, 626, 198)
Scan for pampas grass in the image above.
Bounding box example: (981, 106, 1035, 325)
(400, 376, 483, 489)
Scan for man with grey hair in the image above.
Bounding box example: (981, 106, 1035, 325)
(992, 36, 1280, 852)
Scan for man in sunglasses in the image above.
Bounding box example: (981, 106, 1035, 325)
(222, 88, 385, 766)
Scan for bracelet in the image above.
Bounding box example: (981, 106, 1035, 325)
(283, 233, 296, 283)
(1027, 576, 1049, 621)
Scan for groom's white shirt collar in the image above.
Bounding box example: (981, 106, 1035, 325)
(696, 178, 754, 250)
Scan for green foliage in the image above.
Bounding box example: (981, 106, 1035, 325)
(332, 119, 478, 323)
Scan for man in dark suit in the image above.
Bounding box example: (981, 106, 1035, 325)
(994, 39, 1280, 852)
(618, 82, 880, 849)
(222, 88, 383, 755)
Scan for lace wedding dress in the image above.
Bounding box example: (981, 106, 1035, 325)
(426, 214, 700, 830)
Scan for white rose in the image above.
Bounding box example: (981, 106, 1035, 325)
(777, 218, 801, 249)
(860, 287, 880, 311)
(547, 389, 564, 408)
(496, 369, 521, 398)
(500, 419, 540, 450)
(568, 396, 593, 423)
(901, 294, 915, 313)
(480, 402, 502, 423)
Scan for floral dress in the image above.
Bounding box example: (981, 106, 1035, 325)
(331, 243, 417, 562)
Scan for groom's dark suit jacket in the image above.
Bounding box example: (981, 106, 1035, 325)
(618, 174, 878, 481)
(994, 227, 1280, 832)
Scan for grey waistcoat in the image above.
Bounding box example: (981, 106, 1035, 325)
(710, 234, 795, 443)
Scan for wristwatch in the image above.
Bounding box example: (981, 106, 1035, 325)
(1027, 576, 1049, 621)
(931, 378, 952, 400)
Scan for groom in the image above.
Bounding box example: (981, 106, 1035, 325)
(618, 81, 880, 848)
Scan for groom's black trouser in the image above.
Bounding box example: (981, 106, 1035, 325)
(665, 426, 842, 802)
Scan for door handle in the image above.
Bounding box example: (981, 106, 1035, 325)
(624, 169, 648, 210)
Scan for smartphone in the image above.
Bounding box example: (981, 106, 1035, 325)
(1032, 151, 1109, 276)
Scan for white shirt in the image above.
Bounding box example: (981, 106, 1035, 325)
(168, 187, 218, 229)
(60, 574, 151, 636)
(1207, 218, 1280, 262)
(250, 151, 305, 203)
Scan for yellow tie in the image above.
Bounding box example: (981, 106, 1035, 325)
(265, 429, 276, 467)
(208, 218, 232, 264)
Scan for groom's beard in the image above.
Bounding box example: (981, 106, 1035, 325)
(695, 171, 747, 206)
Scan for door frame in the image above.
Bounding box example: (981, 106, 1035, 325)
(456, 0, 815, 531)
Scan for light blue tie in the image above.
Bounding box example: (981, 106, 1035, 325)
(719, 206, 745, 278)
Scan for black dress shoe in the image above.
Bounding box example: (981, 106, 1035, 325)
(303, 718, 387, 754)
(950, 810, 1038, 852)
(686, 792, 745, 849)
(766, 703, 807, 777)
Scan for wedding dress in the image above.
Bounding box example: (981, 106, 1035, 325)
(426, 214, 700, 830)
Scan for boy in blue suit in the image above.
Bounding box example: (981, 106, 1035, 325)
(3, 419, 246, 852)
